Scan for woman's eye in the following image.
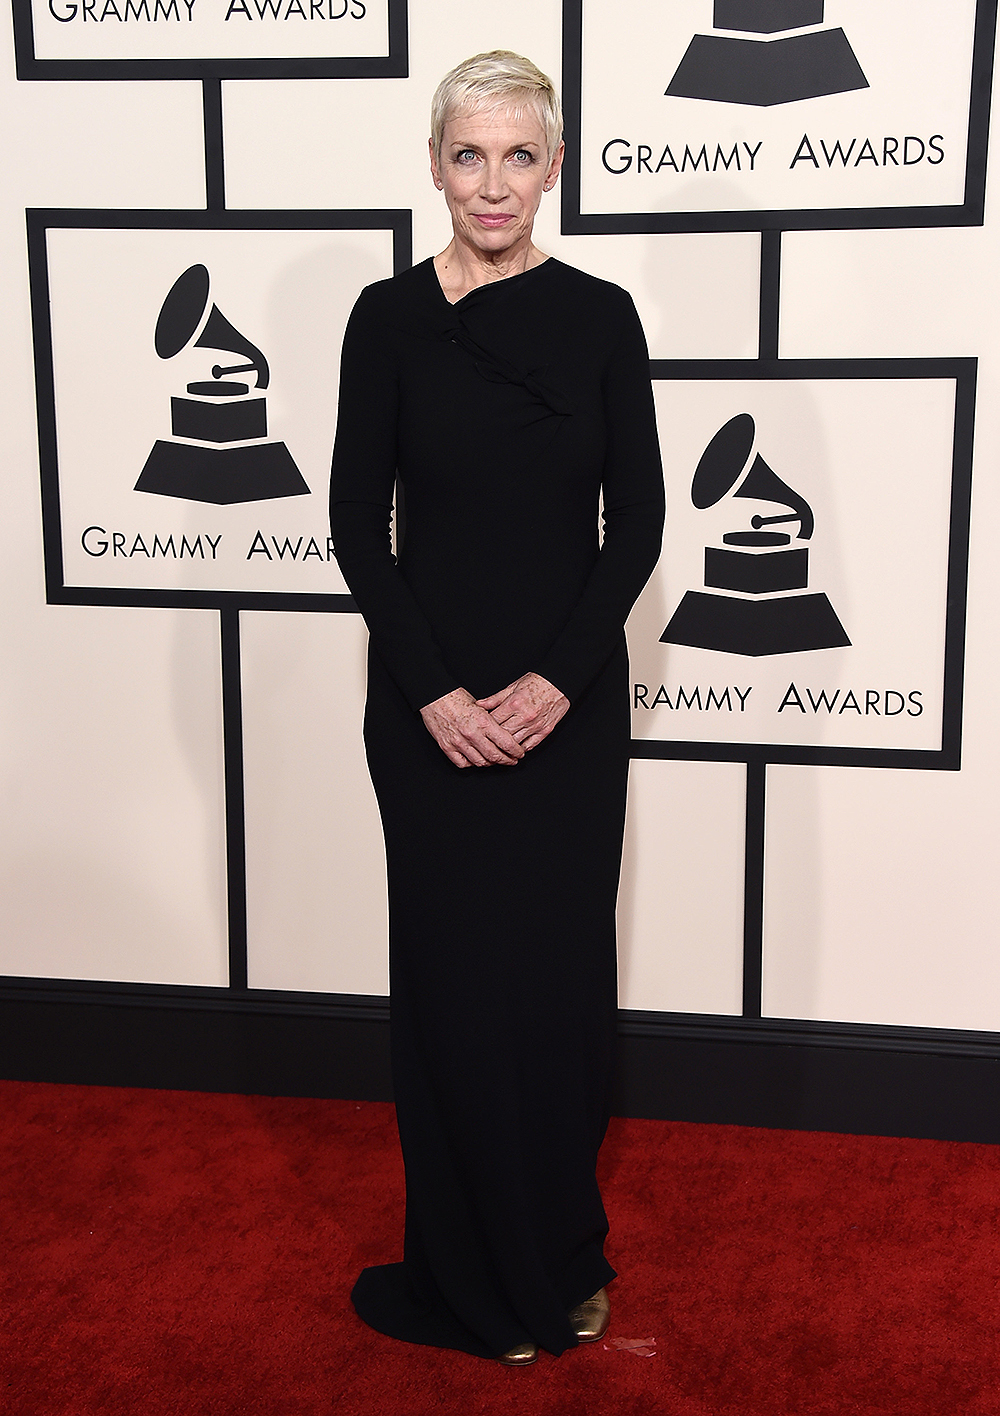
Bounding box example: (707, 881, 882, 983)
(512, 150, 534, 164)
(455, 149, 478, 164)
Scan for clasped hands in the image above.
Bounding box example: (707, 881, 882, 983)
(419, 672, 570, 769)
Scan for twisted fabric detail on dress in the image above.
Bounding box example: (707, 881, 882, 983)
(441, 318, 574, 418)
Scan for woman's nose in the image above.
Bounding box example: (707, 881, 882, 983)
(480, 159, 509, 201)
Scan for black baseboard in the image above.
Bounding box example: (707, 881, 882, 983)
(616, 1016, 1000, 1144)
(2, 986, 999, 1145)
(0, 989, 394, 1105)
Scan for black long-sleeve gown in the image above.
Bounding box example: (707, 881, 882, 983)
(330, 256, 664, 1361)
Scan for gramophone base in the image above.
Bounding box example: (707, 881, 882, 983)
(171, 395, 267, 444)
(705, 544, 809, 595)
(135, 440, 309, 505)
(713, 0, 824, 33)
(662, 590, 851, 656)
(665, 28, 868, 107)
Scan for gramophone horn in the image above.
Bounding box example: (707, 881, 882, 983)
(691, 412, 755, 508)
(735, 453, 814, 540)
(195, 305, 270, 390)
(154, 264, 210, 360)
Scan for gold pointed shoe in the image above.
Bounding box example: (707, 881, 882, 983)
(498, 1341, 539, 1366)
(568, 1287, 610, 1342)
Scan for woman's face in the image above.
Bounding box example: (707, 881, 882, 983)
(430, 103, 564, 258)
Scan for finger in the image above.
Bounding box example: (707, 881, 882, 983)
(489, 696, 533, 724)
(483, 724, 525, 759)
(476, 686, 515, 709)
(460, 726, 518, 765)
(476, 737, 522, 764)
(439, 708, 523, 764)
(500, 714, 545, 742)
(484, 701, 518, 723)
(472, 744, 520, 765)
(475, 713, 525, 754)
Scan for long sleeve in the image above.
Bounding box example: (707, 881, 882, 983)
(535, 294, 665, 703)
(330, 285, 462, 712)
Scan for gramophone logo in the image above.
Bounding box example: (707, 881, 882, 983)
(135, 263, 309, 506)
(666, 0, 869, 107)
(662, 412, 850, 656)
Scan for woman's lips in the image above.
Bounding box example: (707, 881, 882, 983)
(472, 213, 515, 227)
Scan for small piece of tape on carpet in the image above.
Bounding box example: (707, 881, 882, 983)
(605, 1337, 657, 1357)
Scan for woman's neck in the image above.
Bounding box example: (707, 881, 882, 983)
(433, 237, 548, 304)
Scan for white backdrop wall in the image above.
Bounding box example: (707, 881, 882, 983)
(2, 1, 998, 1048)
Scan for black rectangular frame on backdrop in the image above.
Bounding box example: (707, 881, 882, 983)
(633, 357, 976, 772)
(27, 206, 411, 614)
(12, 0, 407, 80)
(561, 0, 998, 234)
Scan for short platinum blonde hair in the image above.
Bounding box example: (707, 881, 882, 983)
(430, 51, 563, 164)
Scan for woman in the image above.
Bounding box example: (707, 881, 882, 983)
(330, 51, 664, 1366)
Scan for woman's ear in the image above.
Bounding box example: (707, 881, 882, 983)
(429, 137, 444, 191)
(543, 140, 566, 193)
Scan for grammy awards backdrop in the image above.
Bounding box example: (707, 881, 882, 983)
(3, 0, 1000, 1139)
(631, 367, 971, 765)
(33, 213, 404, 600)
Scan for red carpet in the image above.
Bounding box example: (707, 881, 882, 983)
(2, 1079, 999, 1415)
